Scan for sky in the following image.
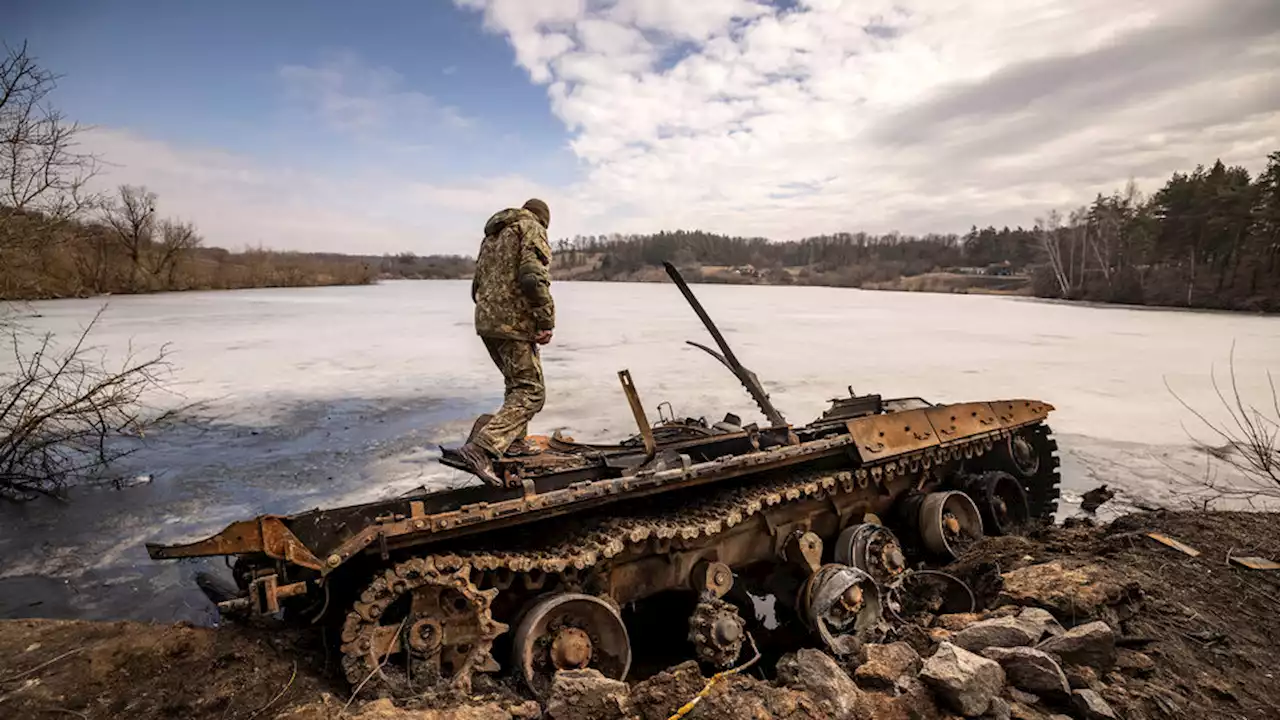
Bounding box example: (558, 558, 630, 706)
(6, 0, 1279, 256)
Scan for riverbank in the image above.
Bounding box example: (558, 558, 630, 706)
(3, 509, 1278, 719)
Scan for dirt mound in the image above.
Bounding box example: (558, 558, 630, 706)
(3, 511, 1278, 720)
(0, 618, 337, 719)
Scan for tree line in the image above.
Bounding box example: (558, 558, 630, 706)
(549, 150, 1280, 312)
(0, 42, 387, 301)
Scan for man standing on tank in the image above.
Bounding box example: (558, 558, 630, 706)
(456, 198, 555, 487)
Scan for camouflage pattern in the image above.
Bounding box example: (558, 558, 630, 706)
(471, 207, 554, 341)
(473, 337, 545, 456)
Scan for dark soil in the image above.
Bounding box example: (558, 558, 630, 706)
(2, 510, 1278, 720)
(948, 510, 1280, 719)
(0, 618, 341, 720)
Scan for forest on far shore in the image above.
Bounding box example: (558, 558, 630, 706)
(550, 149, 1280, 313)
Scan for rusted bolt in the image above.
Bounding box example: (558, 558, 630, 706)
(327, 554, 341, 567)
(550, 628, 593, 670)
(841, 584, 864, 611)
(712, 617, 742, 647)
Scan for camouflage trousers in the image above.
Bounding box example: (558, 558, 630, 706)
(473, 336, 545, 457)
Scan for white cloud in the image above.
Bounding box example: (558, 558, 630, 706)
(279, 51, 471, 133)
(80, 128, 560, 255)
(457, 0, 1280, 239)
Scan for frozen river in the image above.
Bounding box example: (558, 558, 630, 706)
(2, 280, 1278, 623)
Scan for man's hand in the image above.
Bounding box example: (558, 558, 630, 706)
(534, 330, 553, 345)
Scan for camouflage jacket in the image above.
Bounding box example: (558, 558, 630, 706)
(471, 207, 555, 340)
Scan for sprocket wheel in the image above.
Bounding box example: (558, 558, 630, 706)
(340, 558, 507, 698)
(1002, 423, 1062, 524)
(688, 594, 746, 668)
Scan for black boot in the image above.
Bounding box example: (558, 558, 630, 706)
(458, 442, 502, 487)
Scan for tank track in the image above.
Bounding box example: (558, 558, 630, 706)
(340, 421, 1060, 693)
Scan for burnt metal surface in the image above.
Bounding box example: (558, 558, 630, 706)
(662, 261, 786, 427)
(339, 558, 506, 696)
(689, 595, 746, 667)
(618, 370, 657, 459)
(511, 593, 631, 698)
(147, 401, 1051, 571)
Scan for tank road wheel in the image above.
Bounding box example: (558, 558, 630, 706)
(834, 523, 907, 586)
(968, 471, 1031, 536)
(512, 592, 631, 699)
(993, 423, 1062, 524)
(799, 564, 884, 656)
(340, 559, 506, 698)
(918, 491, 984, 559)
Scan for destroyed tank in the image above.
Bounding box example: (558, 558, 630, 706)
(147, 263, 1060, 699)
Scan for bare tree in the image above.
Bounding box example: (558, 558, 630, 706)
(153, 218, 202, 286)
(1035, 210, 1070, 297)
(1166, 347, 1280, 506)
(0, 41, 100, 227)
(101, 184, 157, 289)
(0, 306, 182, 501)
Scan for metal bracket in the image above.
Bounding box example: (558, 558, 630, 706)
(618, 369, 657, 459)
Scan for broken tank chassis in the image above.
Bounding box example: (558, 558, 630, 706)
(145, 262, 1061, 699)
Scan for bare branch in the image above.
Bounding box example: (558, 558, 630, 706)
(0, 304, 190, 501)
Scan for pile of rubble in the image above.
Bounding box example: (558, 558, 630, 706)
(532, 606, 1132, 720)
(303, 558, 1143, 720)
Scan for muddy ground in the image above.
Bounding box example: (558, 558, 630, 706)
(2, 510, 1278, 720)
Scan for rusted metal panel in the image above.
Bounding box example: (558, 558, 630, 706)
(145, 516, 324, 571)
(618, 370, 656, 458)
(925, 402, 1002, 446)
(1147, 532, 1201, 557)
(146, 518, 265, 560)
(991, 399, 1055, 428)
(1229, 555, 1280, 570)
(846, 409, 939, 461)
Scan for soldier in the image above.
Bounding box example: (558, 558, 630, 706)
(456, 198, 555, 487)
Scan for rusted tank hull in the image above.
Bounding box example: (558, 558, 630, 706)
(147, 397, 1059, 696)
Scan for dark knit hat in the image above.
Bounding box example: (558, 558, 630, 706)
(522, 198, 550, 228)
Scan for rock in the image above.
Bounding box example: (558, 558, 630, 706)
(1071, 689, 1118, 719)
(1063, 665, 1098, 691)
(629, 662, 705, 720)
(546, 669, 633, 720)
(1115, 648, 1155, 677)
(935, 613, 984, 631)
(1007, 702, 1053, 720)
(1007, 688, 1040, 706)
(984, 697, 1012, 720)
(980, 647, 1070, 699)
(698, 675, 827, 720)
(776, 648, 866, 720)
(998, 563, 1139, 621)
(1016, 608, 1064, 638)
(954, 617, 1041, 653)
(1036, 622, 1116, 671)
(930, 628, 954, 645)
(985, 606, 1022, 619)
(855, 642, 923, 690)
(920, 641, 1005, 717)
(858, 675, 949, 720)
(337, 698, 532, 720)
